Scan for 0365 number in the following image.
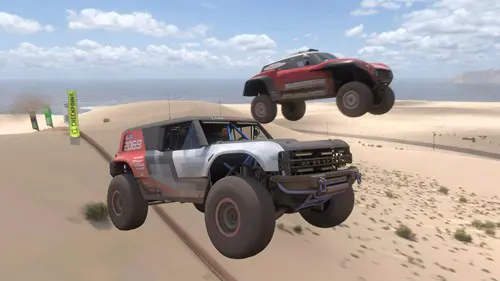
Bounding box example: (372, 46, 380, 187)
(124, 139, 143, 151)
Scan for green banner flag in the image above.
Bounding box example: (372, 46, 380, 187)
(44, 106, 54, 128)
(29, 111, 39, 131)
(67, 90, 81, 138)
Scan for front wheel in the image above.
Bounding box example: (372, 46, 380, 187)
(281, 101, 306, 121)
(251, 95, 277, 124)
(299, 187, 355, 228)
(205, 176, 276, 259)
(336, 81, 373, 118)
(107, 174, 149, 231)
(369, 86, 395, 115)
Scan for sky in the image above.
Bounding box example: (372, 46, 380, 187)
(0, 0, 499, 79)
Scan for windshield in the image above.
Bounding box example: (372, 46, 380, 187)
(201, 121, 271, 144)
(314, 52, 337, 61)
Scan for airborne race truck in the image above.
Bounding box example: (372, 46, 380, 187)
(243, 49, 395, 124)
(108, 116, 362, 259)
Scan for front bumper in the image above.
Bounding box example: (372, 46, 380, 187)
(270, 166, 361, 196)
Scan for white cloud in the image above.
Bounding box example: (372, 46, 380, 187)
(357, 45, 399, 56)
(345, 24, 365, 37)
(358, 0, 500, 70)
(204, 34, 277, 52)
(181, 42, 201, 48)
(0, 11, 53, 34)
(66, 9, 208, 38)
(0, 41, 270, 73)
(351, 9, 378, 16)
(76, 39, 101, 48)
(351, 0, 428, 16)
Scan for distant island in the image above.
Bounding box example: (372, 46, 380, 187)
(453, 69, 500, 84)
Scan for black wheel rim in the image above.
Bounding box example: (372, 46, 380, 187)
(111, 190, 123, 216)
(255, 101, 267, 117)
(342, 91, 360, 110)
(215, 198, 241, 238)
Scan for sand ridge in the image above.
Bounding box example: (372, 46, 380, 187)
(2, 100, 500, 281)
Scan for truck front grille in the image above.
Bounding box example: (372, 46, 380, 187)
(376, 69, 393, 82)
(279, 147, 352, 176)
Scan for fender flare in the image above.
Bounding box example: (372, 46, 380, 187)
(205, 149, 278, 176)
(243, 75, 276, 96)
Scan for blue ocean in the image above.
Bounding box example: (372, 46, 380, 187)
(1, 79, 499, 114)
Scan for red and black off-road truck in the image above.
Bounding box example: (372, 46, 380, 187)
(243, 49, 395, 123)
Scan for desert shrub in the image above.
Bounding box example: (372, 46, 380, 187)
(293, 225, 303, 234)
(485, 228, 496, 237)
(438, 186, 449, 195)
(454, 228, 472, 243)
(84, 202, 108, 221)
(385, 190, 396, 198)
(396, 224, 417, 241)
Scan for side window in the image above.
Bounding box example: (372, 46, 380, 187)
(281, 57, 301, 70)
(163, 122, 199, 151)
(181, 123, 200, 149)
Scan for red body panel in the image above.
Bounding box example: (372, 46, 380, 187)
(113, 129, 149, 179)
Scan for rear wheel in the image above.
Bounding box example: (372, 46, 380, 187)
(299, 187, 355, 228)
(336, 81, 373, 118)
(369, 86, 395, 115)
(205, 176, 276, 259)
(281, 101, 306, 121)
(107, 174, 149, 230)
(251, 95, 277, 124)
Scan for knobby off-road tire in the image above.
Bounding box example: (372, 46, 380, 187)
(299, 187, 355, 228)
(251, 95, 277, 124)
(369, 86, 395, 115)
(336, 81, 374, 118)
(107, 173, 149, 231)
(193, 203, 205, 213)
(281, 101, 306, 121)
(205, 176, 276, 259)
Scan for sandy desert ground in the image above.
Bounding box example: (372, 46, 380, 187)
(1, 100, 500, 281)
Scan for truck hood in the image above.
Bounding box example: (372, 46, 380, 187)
(269, 139, 349, 150)
(321, 58, 391, 70)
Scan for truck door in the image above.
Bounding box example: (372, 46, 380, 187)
(276, 55, 329, 100)
(150, 121, 209, 202)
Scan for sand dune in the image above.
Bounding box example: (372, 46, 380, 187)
(0, 114, 65, 135)
(2, 100, 500, 281)
(230, 102, 500, 156)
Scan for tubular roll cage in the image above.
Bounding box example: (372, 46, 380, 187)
(219, 122, 336, 212)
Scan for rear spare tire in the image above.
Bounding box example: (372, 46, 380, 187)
(336, 81, 373, 117)
(281, 101, 306, 121)
(205, 176, 276, 259)
(107, 174, 149, 231)
(299, 187, 355, 228)
(251, 95, 277, 124)
(369, 86, 395, 115)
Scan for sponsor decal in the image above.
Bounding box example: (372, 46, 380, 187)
(284, 78, 327, 90)
(123, 139, 143, 151)
(131, 155, 146, 171)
